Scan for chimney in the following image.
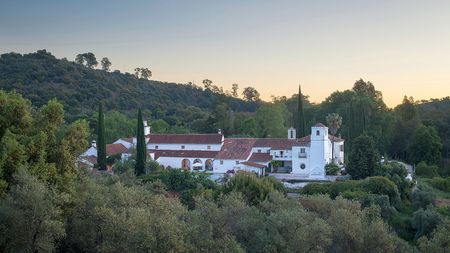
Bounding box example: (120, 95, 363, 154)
(288, 127, 296, 140)
(91, 140, 97, 148)
(143, 120, 150, 135)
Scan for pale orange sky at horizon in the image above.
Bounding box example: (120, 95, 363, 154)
(1, 1, 450, 107)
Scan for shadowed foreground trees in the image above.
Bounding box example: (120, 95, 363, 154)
(0, 166, 419, 253)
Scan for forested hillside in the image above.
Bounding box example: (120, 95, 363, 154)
(1, 50, 449, 167)
(0, 50, 259, 125)
(417, 98, 450, 159)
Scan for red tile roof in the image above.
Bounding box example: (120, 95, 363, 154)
(254, 138, 310, 149)
(147, 134, 223, 144)
(106, 143, 129, 156)
(240, 161, 266, 168)
(248, 152, 272, 162)
(149, 149, 219, 160)
(215, 138, 257, 160)
(329, 135, 344, 142)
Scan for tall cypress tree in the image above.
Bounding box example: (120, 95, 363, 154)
(97, 102, 107, 170)
(135, 108, 147, 176)
(295, 85, 307, 137)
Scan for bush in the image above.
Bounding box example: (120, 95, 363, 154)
(411, 186, 436, 210)
(325, 163, 340, 175)
(359, 194, 397, 219)
(428, 177, 450, 192)
(360, 176, 401, 206)
(376, 161, 411, 200)
(223, 172, 283, 205)
(142, 169, 217, 207)
(302, 176, 401, 206)
(412, 206, 442, 239)
(415, 161, 439, 178)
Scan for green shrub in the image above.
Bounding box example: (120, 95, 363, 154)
(428, 177, 450, 192)
(359, 194, 397, 219)
(415, 161, 439, 178)
(436, 206, 450, 218)
(360, 176, 401, 206)
(325, 163, 340, 175)
(412, 206, 442, 239)
(376, 161, 412, 200)
(106, 153, 122, 165)
(412, 186, 436, 210)
(223, 172, 283, 205)
(339, 190, 367, 200)
(302, 176, 400, 206)
(300, 183, 331, 196)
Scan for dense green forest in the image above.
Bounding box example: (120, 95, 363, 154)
(0, 50, 258, 129)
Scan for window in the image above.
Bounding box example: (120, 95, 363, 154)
(290, 131, 293, 139)
(155, 145, 159, 149)
(181, 145, 185, 149)
(236, 161, 239, 165)
(300, 163, 306, 169)
(316, 130, 320, 136)
(280, 151, 284, 157)
(257, 149, 261, 153)
(300, 148, 306, 153)
(340, 144, 344, 152)
(220, 160, 224, 165)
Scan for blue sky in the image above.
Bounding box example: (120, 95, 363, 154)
(1, 0, 450, 106)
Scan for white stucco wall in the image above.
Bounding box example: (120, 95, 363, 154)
(332, 141, 344, 164)
(251, 147, 271, 153)
(156, 156, 215, 171)
(147, 143, 222, 151)
(213, 159, 246, 173)
(291, 146, 311, 175)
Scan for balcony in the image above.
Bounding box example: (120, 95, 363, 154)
(272, 155, 292, 160)
(298, 153, 307, 158)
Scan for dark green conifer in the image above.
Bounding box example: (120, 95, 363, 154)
(135, 108, 147, 176)
(97, 102, 107, 170)
(295, 85, 307, 137)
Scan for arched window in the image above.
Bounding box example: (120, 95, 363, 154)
(316, 130, 320, 136)
(193, 159, 203, 171)
(181, 159, 190, 170)
(205, 159, 213, 171)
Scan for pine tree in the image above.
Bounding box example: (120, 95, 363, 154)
(295, 85, 307, 137)
(97, 102, 107, 170)
(135, 108, 147, 176)
(346, 134, 380, 179)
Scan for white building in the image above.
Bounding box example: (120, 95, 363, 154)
(88, 123, 344, 179)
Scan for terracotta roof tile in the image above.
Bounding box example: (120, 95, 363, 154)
(106, 143, 129, 156)
(329, 135, 344, 142)
(254, 138, 310, 149)
(147, 134, 223, 144)
(149, 149, 218, 160)
(248, 152, 272, 162)
(215, 138, 257, 160)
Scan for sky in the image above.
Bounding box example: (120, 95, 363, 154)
(1, 0, 450, 107)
